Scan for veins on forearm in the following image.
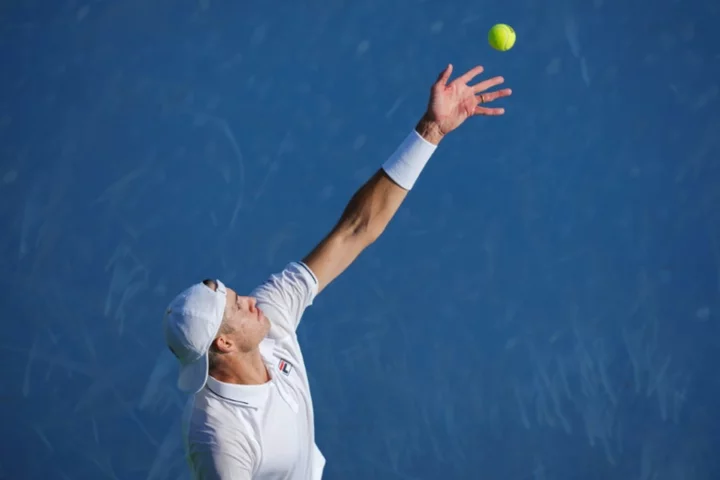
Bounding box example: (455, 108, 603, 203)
(415, 114, 445, 145)
(335, 169, 404, 242)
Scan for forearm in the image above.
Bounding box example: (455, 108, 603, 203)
(414, 115, 445, 146)
(333, 169, 407, 245)
(302, 116, 443, 293)
(303, 63, 508, 293)
(336, 115, 443, 242)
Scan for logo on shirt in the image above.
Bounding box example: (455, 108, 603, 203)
(278, 358, 293, 376)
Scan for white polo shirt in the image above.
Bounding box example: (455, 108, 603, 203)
(181, 262, 326, 480)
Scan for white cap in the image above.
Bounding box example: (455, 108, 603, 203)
(163, 280, 227, 394)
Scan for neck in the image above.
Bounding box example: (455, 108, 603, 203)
(209, 349, 270, 385)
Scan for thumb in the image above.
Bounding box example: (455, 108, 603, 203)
(435, 64, 453, 86)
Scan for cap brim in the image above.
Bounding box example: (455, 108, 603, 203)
(177, 352, 209, 394)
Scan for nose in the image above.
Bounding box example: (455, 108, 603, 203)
(248, 297, 257, 311)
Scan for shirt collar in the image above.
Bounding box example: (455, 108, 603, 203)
(203, 338, 277, 409)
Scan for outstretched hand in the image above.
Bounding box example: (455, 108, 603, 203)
(422, 64, 512, 140)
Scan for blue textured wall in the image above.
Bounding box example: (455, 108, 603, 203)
(1, 0, 719, 478)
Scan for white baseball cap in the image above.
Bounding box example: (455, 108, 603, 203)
(163, 279, 228, 394)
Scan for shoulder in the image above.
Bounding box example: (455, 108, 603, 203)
(184, 394, 259, 475)
(251, 261, 319, 336)
(252, 262, 318, 301)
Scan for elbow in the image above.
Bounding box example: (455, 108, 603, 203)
(338, 190, 386, 245)
(343, 215, 383, 246)
(358, 221, 384, 245)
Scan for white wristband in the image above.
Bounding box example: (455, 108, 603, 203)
(381, 129, 438, 190)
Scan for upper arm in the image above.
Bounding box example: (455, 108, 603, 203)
(302, 228, 372, 295)
(188, 447, 254, 480)
(302, 169, 401, 294)
(251, 262, 319, 336)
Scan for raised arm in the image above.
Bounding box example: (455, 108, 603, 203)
(303, 64, 511, 294)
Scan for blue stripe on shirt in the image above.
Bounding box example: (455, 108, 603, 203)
(297, 261, 318, 285)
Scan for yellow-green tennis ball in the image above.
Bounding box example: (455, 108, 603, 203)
(488, 24, 516, 51)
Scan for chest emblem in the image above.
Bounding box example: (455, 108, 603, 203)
(278, 358, 293, 376)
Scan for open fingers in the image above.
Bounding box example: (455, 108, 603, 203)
(456, 65, 485, 85)
(472, 75, 506, 93)
(435, 64, 454, 87)
(476, 88, 513, 105)
(475, 87, 512, 115)
(474, 106, 506, 116)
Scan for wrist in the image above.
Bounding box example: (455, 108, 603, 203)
(381, 127, 438, 191)
(415, 115, 445, 145)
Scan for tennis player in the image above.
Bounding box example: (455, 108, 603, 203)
(163, 64, 511, 479)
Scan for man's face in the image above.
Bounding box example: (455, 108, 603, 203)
(221, 287, 270, 353)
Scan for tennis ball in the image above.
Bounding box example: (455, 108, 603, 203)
(488, 24, 516, 51)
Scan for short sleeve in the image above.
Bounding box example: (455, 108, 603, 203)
(250, 262, 318, 337)
(184, 398, 258, 480)
(187, 445, 254, 480)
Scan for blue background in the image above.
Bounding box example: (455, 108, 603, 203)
(1, 0, 719, 478)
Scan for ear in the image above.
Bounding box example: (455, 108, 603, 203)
(213, 333, 234, 354)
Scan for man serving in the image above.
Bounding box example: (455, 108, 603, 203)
(163, 63, 511, 479)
